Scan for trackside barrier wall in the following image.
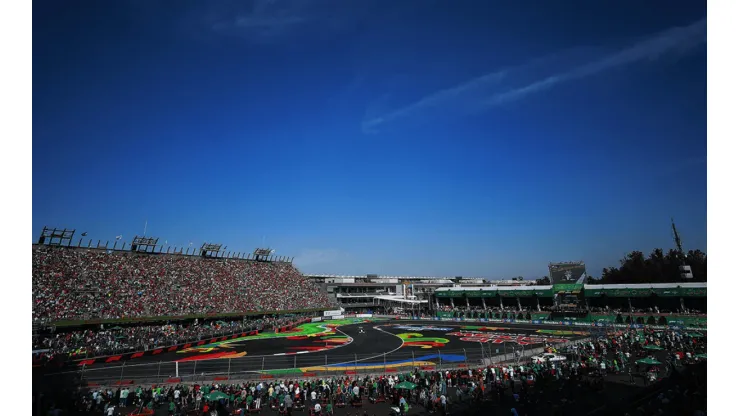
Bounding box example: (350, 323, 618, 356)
(66, 318, 313, 365)
(50, 316, 704, 388)
(373, 315, 706, 331)
(64, 339, 580, 388)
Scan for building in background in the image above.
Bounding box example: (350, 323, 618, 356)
(303, 274, 534, 313)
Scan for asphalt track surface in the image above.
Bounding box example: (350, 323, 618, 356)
(51, 320, 592, 384)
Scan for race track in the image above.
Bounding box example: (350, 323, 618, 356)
(46, 319, 592, 385)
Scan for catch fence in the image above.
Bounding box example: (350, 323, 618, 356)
(52, 338, 585, 388)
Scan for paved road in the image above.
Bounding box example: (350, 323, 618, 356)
(44, 320, 592, 384)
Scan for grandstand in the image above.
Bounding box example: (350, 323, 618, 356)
(304, 274, 533, 312)
(32, 230, 707, 416)
(32, 236, 335, 324)
(433, 282, 707, 326)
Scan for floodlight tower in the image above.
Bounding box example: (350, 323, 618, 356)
(200, 243, 223, 258)
(672, 218, 693, 279)
(37, 227, 75, 246)
(131, 236, 160, 253)
(254, 248, 275, 262)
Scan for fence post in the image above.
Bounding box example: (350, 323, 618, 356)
(294, 355, 297, 369)
(193, 361, 197, 378)
(354, 354, 358, 374)
(463, 349, 468, 368)
(120, 361, 125, 384)
(228, 358, 231, 377)
(176, 362, 179, 378)
(412, 350, 416, 369)
(157, 361, 162, 380)
(262, 357, 265, 372)
(438, 350, 442, 367)
(325, 355, 328, 373)
(384, 353, 386, 373)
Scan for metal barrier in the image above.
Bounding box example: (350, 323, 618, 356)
(55, 337, 585, 387)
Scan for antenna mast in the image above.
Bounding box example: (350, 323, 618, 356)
(671, 218, 693, 279)
(671, 217, 684, 256)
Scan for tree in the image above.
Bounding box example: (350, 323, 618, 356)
(600, 248, 707, 284)
(535, 276, 550, 285)
(585, 275, 599, 284)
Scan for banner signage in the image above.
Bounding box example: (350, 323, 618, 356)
(324, 310, 343, 317)
(355, 314, 373, 318)
(331, 315, 345, 320)
(311, 317, 322, 322)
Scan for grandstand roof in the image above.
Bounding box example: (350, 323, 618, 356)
(434, 282, 707, 298)
(582, 282, 706, 289)
(435, 285, 548, 292)
(373, 295, 427, 304)
(304, 274, 487, 280)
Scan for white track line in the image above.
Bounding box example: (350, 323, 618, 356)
(323, 326, 405, 367)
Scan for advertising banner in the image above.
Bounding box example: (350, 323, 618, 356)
(331, 315, 345, 320)
(324, 310, 343, 317)
(355, 314, 373, 318)
(311, 317, 322, 322)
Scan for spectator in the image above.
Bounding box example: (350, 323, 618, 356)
(32, 246, 336, 322)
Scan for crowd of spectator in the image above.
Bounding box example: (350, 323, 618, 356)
(34, 315, 309, 359)
(32, 247, 336, 322)
(589, 306, 706, 316)
(437, 306, 541, 313)
(36, 325, 706, 415)
(437, 304, 706, 316)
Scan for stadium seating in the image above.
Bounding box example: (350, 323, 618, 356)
(34, 316, 305, 358)
(32, 246, 336, 322)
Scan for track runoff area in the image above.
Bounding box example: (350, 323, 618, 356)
(64, 318, 594, 385)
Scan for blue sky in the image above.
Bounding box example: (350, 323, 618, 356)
(33, 0, 707, 279)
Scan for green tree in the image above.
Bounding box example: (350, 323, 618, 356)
(600, 248, 707, 283)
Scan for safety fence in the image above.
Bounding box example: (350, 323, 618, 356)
(50, 338, 586, 388)
(377, 314, 707, 330)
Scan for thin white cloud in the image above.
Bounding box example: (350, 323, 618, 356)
(362, 70, 508, 134)
(363, 18, 706, 133)
(484, 18, 706, 107)
(208, 0, 376, 45)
